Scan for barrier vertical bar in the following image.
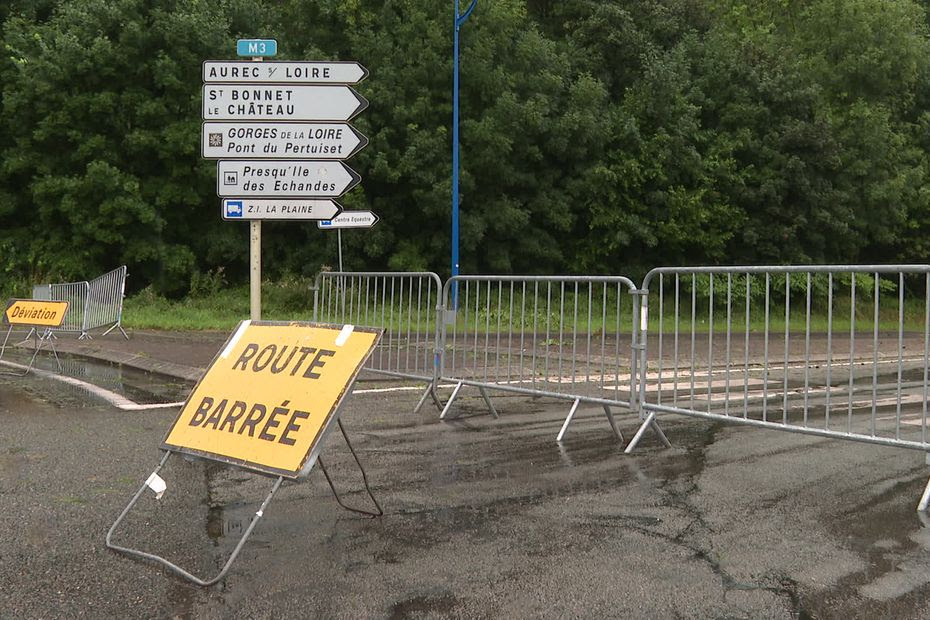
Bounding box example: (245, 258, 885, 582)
(763, 273, 770, 422)
(743, 273, 750, 419)
(783, 274, 790, 424)
(897, 273, 904, 440)
(725, 273, 732, 416)
(708, 274, 714, 413)
(804, 273, 812, 427)
(826, 273, 833, 429)
(848, 274, 856, 433)
(872, 273, 879, 437)
(657, 274, 664, 405)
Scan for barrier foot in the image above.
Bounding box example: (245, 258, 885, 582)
(413, 381, 443, 415)
(317, 419, 383, 518)
(652, 417, 672, 448)
(556, 398, 582, 442)
(603, 405, 624, 444)
(624, 411, 672, 454)
(106, 451, 284, 587)
(101, 323, 130, 340)
(440, 381, 464, 420)
(478, 386, 499, 419)
(918, 473, 930, 513)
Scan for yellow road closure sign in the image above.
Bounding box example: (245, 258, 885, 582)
(3, 299, 69, 327)
(162, 321, 381, 478)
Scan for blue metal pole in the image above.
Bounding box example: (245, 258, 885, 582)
(452, 1, 461, 284)
(452, 0, 476, 306)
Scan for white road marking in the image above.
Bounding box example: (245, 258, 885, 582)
(0, 359, 184, 410)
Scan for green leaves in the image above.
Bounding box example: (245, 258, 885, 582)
(2, 0, 930, 292)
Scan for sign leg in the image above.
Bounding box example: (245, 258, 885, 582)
(317, 419, 383, 517)
(106, 451, 286, 587)
(0, 325, 12, 361)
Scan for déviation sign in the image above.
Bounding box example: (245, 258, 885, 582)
(3, 299, 69, 327)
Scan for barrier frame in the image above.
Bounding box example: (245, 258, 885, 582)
(29, 266, 129, 340)
(313, 271, 445, 413)
(438, 274, 664, 444)
(628, 264, 930, 511)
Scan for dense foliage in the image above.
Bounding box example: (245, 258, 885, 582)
(2, 0, 930, 295)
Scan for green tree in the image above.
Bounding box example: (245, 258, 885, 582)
(1, 0, 264, 293)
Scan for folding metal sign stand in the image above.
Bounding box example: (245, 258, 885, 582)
(106, 319, 383, 587)
(0, 325, 62, 376)
(106, 418, 382, 587)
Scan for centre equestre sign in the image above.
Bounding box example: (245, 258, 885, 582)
(3, 299, 69, 327)
(162, 321, 381, 478)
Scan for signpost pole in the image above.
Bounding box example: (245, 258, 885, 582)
(250, 55, 263, 320)
(337, 229, 344, 272)
(452, 0, 477, 307)
(250, 220, 261, 320)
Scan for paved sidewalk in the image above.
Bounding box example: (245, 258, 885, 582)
(12, 328, 229, 382)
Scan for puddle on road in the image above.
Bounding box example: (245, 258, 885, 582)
(207, 501, 254, 542)
(389, 592, 458, 619)
(0, 349, 191, 407)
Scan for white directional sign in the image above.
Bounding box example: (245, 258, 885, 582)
(202, 122, 368, 160)
(318, 210, 380, 229)
(217, 160, 361, 197)
(203, 84, 368, 121)
(222, 198, 342, 221)
(203, 61, 368, 84)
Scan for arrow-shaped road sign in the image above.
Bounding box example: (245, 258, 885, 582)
(318, 210, 380, 229)
(203, 84, 368, 122)
(3, 299, 69, 327)
(202, 122, 368, 160)
(217, 161, 361, 198)
(222, 198, 342, 221)
(204, 60, 368, 84)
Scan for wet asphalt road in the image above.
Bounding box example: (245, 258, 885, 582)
(3, 353, 930, 618)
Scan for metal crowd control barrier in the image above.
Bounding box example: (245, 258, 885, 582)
(31, 284, 51, 300)
(85, 266, 129, 338)
(629, 265, 930, 510)
(439, 275, 648, 443)
(313, 271, 444, 413)
(46, 280, 89, 337)
(29, 266, 129, 339)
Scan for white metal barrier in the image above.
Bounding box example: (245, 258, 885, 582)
(439, 275, 644, 442)
(628, 265, 930, 510)
(313, 271, 444, 412)
(85, 266, 129, 338)
(31, 267, 128, 339)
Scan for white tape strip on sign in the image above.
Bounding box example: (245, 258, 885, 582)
(334, 324, 354, 347)
(220, 320, 252, 359)
(146, 472, 167, 499)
